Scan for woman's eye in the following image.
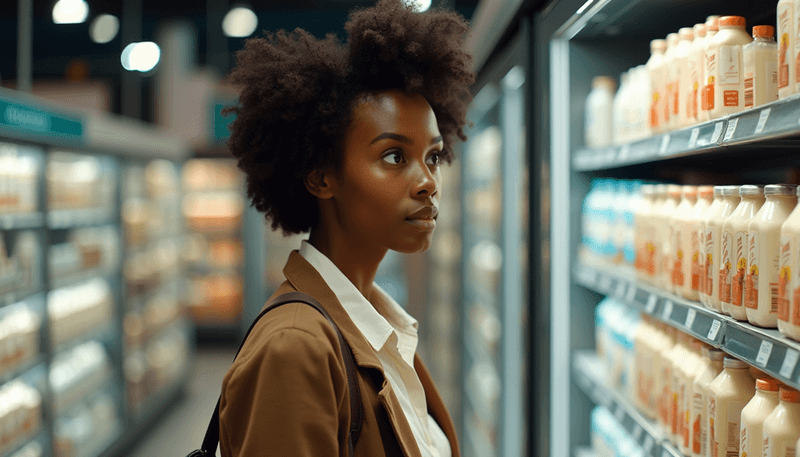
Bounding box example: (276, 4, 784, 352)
(426, 151, 441, 165)
(382, 151, 403, 164)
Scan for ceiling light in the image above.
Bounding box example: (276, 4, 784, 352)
(121, 42, 161, 73)
(53, 0, 89, 24)
(404, 0, 431, 12)
(222, 7, 258, 38)
(90, 14, 119, 43)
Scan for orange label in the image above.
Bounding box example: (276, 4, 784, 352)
(796, 50, 800, 83)
(794, 286, 800, 325)
(732, 262, 745, 307)
(692, 414, 701, 453)
(702, 84, 715, 111)
(780, 64, 790, 88)
(672, 81, 680, 115)
(724, 90, 739, 107)
(650, 95, 660, 128)
(746, 269, 759, 309)
(691, 249, 701, 291)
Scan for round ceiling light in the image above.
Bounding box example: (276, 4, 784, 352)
(53, 0, 89, 24)
(90, 14, 120, 43)
(121, 42, 161, 73)
(222, 6, 258, 38)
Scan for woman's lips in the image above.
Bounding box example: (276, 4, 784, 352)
(405, 216, 436, 230)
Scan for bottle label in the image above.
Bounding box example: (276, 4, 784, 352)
(780, 3, 792, 88)
(746, 233, 760, 309)
(692, 390, 705, 454)
(705, 227, 716, 294)
(703, 50, 717, 111)
(691, 230, 702, 291)
(674, 228, 685, 287)
(779, 236, 792, 321)
(727, 401, 744, 455)
(732, 231, 748, 307)
(720, 230, 734, 303)
(719, 46, 741, 85)
(744, 73, 754, 108)
(709, 395, 717, 457)
(740, 422, 749, 456)
(768, 61, 779, 101)
(650, 92, 661, 128)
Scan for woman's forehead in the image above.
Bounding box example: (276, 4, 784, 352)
(350, 90, 436, 131)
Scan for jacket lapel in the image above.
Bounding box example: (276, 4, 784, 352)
(415, 354, 461, 457)
(283, 250, 422, 457)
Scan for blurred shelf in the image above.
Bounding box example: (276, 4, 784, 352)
(50, 267, 117, 291)
(0, 212, 44, 231)
(47, 208, 115, 229)
(129, 373, 188, 424)
(52, 372, 113, 419)
(574, 264, 800, 390)
(1, 288, 44, 308)
(573, 351, 673, 457)
(0, 356, 45, 388)
(572, 94, 800, 172)
(79, 417, 121, 457)
(575, 447, 595, 457)
(0, 428, 45, 457)
(51, 320, 115, 359)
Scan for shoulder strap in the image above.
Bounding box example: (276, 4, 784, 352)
(199, 292, 363, 457)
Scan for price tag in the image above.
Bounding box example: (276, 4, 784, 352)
(688, 128, 700, 148)
(646, 294, 658, 314)
(614, 404, 626, 422)
(724, 118, 739, 141)
(756, 340, 774, 367)
(755, 107, 771, 134)
(707, 320, 722, 340)
(598, 275, 612, 292)
(710, 121, 724, 143)
(685, 308, 697, 329)
(659, 135, 671, 155)
(780, 349, 799, 379)
(662, 300, 674, 320)
(643, 435, 654, 453)
(626, 283, 638, 303)
(633, 424, 643, 441)
(614, 281, 627, 298)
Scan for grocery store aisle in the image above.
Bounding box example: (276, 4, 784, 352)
(129, 345, 236, 457)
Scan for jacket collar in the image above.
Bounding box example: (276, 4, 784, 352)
(282, 250, 460, 457)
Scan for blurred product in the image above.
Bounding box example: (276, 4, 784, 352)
(0, 232, 41, 296)
(0, 149, 38, 215)
(699, 16, 721, 122)
(677, 338, 703, 453)
(664, 33, 681, 130)
(672, 186, 698, 299)
(690, 347, 724, 457)
(48, 278, 112, 347)
(743, 26, 778, 108)
(49, 225, 119, 280)
(634, 184, 656, 280)
(46, 152, 114, 211)
(707, 357, 755, 457)
(0, 303, 41, 378)
(705, 186, 740, 313)
(778, 187, 800, 341)
(591, 406, 646, 457)
(661, 185, 681, 293)
(722, 186, 765, 320)
(676, 27, 695, 127)
(0, 380, 41, 455)
(49, 341, 111, 414)
(585, 76, 615, 148)
(690, 186, 714, 299)
(700, 187, 725, 306)
(9, 441, 43, 457)
(704, 16, 753, 120)
(778, 0, 796, 99)
(53, 392, 119, 457)
(740, 377, 782, 457)
(648, 39, 668, 133)
(688, 24, 706, 124)
(746, 185, 797, 328)
(762, 386, 800, 457)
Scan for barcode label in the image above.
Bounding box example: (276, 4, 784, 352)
(772, 282, 780, 313)
(711, 122, 724, 143)
(708, 320, 722, 340)
(756, 107, 771, 133)
(662, 300, 674, 320)
(660, 135, 671, 154)
(685, 308, 697, 329)
(756, 340, 774, 367)
(724, 118, 739, 141)
(689, 128, 700, 148)
(646, 294, 658, 313)
(780, 349, 799, 378)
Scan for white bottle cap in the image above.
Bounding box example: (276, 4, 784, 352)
(739, 185, 764, 196)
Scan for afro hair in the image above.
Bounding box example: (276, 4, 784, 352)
(223, 0, 475, 235)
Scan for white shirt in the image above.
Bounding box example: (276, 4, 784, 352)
(299, 241, 452, 457)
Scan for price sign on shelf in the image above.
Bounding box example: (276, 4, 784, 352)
(755, 107, 771, 134)
(643, 435, 654, 454)
(662, 300, 674, 320)
(710, 121, 724, 143)
(633, 424, 643, 441)
(626, 283, 638, 303)
(614, 404, 625, 422)
(659, 135, 671, 155)
(646, 294, 658, 314)
(756, 340, 774, 367)
(598, 275, 612, 292)
(707, 320, 722, 341)
(688, 128, 700, 148)
(780, 349, 799, 379)
(685, 308, 697, 329)
(614, 281, 627, 299)
(724, 117, 739, 141)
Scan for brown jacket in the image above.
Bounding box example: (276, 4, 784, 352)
(219, 251, 461, 456)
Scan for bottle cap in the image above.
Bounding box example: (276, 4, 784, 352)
(756, 377, 782, 392)
(682, 185, 698, 197)
(723, 357, 748, 369)
(655, 183, 667, 196)
(719, 185, 740, 197)
(667, 33, 680, 47)
(651, 39, 667, 53)
(739, 185, 765, 196)
(719, 16, 746, 28)
(698, 185, 714, 197)
(780, 386, 800, 403)
(641, 184, 655, 196)
(679, 27, 694, 41)
(592, 76, 616, 91)
(707, 348, 725, 361)
(667, 184, 682, 197)
(694, 23, 707, 38)
(753, 25, 775, 39)
(706, 15, 720, 32)
(764, 184, 798, 196)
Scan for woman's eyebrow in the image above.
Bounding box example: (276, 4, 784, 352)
(369, 132, 444, 145)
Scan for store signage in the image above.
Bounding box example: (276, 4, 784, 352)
(0, 96, 83, 142)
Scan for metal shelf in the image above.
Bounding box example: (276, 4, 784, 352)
(0, 212, 45, 231)
(573, 94, 800, 172)
(574, 264, 800, 389)
(47, 208, 115, 229)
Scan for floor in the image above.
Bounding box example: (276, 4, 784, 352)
(128, 345, 236, 457)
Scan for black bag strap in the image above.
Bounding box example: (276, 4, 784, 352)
(192, 292, 363, 457)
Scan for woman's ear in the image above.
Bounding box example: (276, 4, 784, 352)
(304, 169, 336, 199)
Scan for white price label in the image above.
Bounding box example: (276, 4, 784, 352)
(659, 135, 671, 154)
(646, 294, 658, 314)
(643, 435, 654, 453)
(755, 107, 771, 134)
(614, 281, 627, 298)
(724, 118, 739, 141)
(756, 340, 774, 367)
(626, 283, 637, 303)
(707, 320, 722, 340)
(711, 121, 724, 143)
(688, 128, 700, 148)
(662, 300, 674, 320)
(619, 144, 631, 160)
(685, 308, 697, 329)
(598, 275, 612, 292)
(780, 349, 799, 379)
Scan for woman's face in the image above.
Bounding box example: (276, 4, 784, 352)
(333, 89, 443, 254)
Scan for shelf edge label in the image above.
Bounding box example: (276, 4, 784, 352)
(780, 348, 799, 378)
(756, 340, 774, 367)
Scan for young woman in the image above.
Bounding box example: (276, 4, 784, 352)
(218, 1, 475, 455)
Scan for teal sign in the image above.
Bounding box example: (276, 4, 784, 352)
(0, 97, 83, 142)
(213, 99, 238, 143)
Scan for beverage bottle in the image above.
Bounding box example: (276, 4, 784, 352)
(636, 184, 656, 280)
(673, 186, 699, 298)
(743, 25, 779, 108)
(662, 185, 682, 292)
(779, 186, 800, 341)
(659, 326, 678, 434)
(778, 0, 796, 99)
(689, 23, 707, 125)
(706, 16, 753, 120)
(701, 187, 725, 305)
(649, 185, 668, 285)
(585, 76, 616, 148)
(665, 33, 681, 130)
(677, 27, 696, 127)
(692, 186, 714, 299)
(722, 185, 765, 321)
(707, 186, 741, 312)
(719, 194, 745, 314)
(690, 347, 724, 457)
(707, 357, 755, 457)
(613, 71, 630, 145)
(700, 16, 721, 122)
(648, 39, 668, 134)
(763, 386, 800, 457)
(650, 321, 671, 425)
(740, 377, 782, 457)
(679, 338, 703, 454)
(746, 184, 798, 328)
(669, 332, 690, 444)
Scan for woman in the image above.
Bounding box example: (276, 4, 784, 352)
(218, 1, 475, 455)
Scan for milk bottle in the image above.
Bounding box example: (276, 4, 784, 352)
(763, 386, 800, 457)
(677, 28, 696, 127)
(689, 24, 707, 125)
(700, 16, 721, 122)
(707, 357, 755, 457)
(692, 186, 714, 299)
(665, 33, 681, 129)
(659, 327, 678, 434)
(636, 184, 656, 281)
(778, 0, 796, 98)
(707, 186, 741, 312)
(743, 25, 779, 108)
(721, 185, 765, 320)
(679, 339, 703, 454)
(662, 185, 682, 292)
(740, 377, 782, 457)
(701, 187, 725, 306)
(673, 186, 699, 298)
(691, 347, 724, 457)
(669, 332, 690, 444)
(653, 322, 673, 429)
(649, 185, 668, 285)
(705, 16, 753, 120)
(648, 39, 668, 133)
(779, 187, 800, 341)
(586, 76, 616, 149)
(746, 184, 798, 328)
